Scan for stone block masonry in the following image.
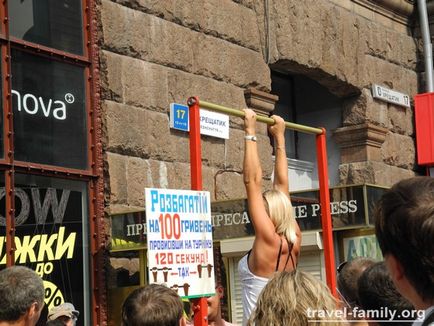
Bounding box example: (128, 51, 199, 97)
(100, 0, 422, 213)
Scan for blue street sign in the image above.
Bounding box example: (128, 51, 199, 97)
(170, 103, 189, 132)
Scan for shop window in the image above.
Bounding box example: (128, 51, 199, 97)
(9, 0, 84, 55)
(107, 250, 146, 326)
(11, 49, 87, 170)
(0, 174, 89, 325)
(227, 256, 243, 325)
(107, 251, 142, 289)
(0, 172, 4, 218)
(271, 71, 342, 187)
(1, 0, 100, 324)
(110, 210, 147, 251)
(0, 64, 2, 158)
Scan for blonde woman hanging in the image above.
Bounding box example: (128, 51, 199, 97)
(238, 109, 302, 325)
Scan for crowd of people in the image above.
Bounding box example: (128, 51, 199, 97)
(239, 110, 433, 325)
(0, 266, 79, 326)
(236, 110, 433, 325)
(0, 111, 433, 326)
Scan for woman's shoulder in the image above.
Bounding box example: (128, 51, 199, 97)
(253, 232, 282, 250)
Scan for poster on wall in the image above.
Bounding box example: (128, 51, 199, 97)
(339, 229, 383, 262)
(145, 188, 214, 298)
(0, 181, 86, 325)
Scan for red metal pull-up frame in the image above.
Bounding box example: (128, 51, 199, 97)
(187, 96, 336, 326)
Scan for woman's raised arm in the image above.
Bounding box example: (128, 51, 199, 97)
(243, 109, 275, 240)
(269, 115, 289, 196)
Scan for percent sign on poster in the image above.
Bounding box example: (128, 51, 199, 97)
(145, 188, 215, 298)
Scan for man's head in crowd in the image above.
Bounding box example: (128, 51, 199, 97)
(206, 285, 226, 325)
(0, 266, 45, 326)
(374, 176, 434, 310)
(207, 286, 222, 322)
(337, 257, 376, 309)
(47, 303, 79, 326)
(45, 320, 66, 326)
(358, 262, 416, 325)
(121, 284, 186, 326)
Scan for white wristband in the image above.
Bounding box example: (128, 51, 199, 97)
(245, 135, 257, 142)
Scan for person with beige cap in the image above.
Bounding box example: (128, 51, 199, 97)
(47, 303, 79, 326)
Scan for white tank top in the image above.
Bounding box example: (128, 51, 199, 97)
(238, 254, 269, 325)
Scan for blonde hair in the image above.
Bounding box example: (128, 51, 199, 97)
(263, 190, 297, 244)
(248, 270, 342, 326)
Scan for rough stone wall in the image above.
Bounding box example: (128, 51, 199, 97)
(264, 0, 419, 186)
(100, 0, 422, 213)
(100, 0, 272, 213)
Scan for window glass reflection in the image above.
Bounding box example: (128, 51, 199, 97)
(107, 250, 142, 326)
(0, 171, 4, 226)
(0, 174, 89, 325)
(0, 61, 2, 158)
(9, 0, 83, 55)
(12, 49, 88, 169)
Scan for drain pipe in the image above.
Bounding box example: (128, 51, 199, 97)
(418, 0, 434, 92)
(264, 0, 270, 64)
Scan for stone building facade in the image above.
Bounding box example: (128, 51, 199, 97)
(2, 1, 429, 325)
(99, 0, 425, 323)
(101, 0, 419, 213)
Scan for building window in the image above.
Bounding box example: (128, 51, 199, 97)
(0, 175, 89, 316)
(9, 0, 84, 55)
(12, 49, 87, 169)
(0, 1, 101, 325)
(271, 71, 342, 187)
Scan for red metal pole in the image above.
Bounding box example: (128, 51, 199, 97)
(316, 129, 337, 297)
(188, 96, 203, 190)
(187, 96, 208, 326)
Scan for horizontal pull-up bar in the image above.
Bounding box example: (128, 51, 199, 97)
(187, 97, 323, 135)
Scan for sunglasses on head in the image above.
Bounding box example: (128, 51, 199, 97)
(337, 261, 347, 274)
(336, 286, 357, 309)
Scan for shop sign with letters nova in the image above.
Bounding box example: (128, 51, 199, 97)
(145, 188, 215, 298)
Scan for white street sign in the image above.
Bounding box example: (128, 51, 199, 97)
(199, 109, 229, 139)
(372, 84, 410, 108)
